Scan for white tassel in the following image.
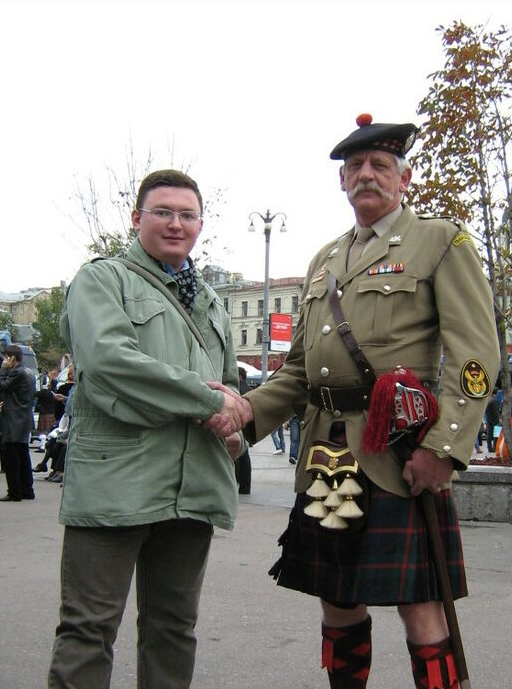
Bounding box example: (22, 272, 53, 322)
(337, 475, 363, 497)
(306, 474, 331, 499)
(337, 498, 364, 519)
(320, 510, 349, 530)
(323, 480, 342, 508)
(304, 500, 329, 519)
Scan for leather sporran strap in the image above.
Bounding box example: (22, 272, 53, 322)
(326, 272, 377, 386)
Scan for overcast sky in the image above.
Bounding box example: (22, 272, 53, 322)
(1, 0, 511, 293)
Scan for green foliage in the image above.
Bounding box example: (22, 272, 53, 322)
(32, 286, 67, 356)
(0, 311, 13, 332)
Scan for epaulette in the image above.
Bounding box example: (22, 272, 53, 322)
(417, 215, 474, 247)
(417, 214, 463, 229)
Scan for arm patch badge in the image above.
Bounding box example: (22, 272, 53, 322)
(460, 359, 491, 398)
(453, 230, 474, 247)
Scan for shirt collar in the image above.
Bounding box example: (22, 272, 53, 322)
(160, 258, 191, 276)
(355, 204, 404, 239)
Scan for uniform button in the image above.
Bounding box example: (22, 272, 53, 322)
(321, 325, 331, 335)
(306, 293, 312, 301)
(333, 410, 342, 418)
(384, 284, 391, 291)
(337, 289, 343, 298)
(450, 423, 459, 431)
(320, 367, 330, 377)
(457, 398, 466, 406)
(443, 445, 451, 453)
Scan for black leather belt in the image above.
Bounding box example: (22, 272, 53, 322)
(310, 385, 373, 413)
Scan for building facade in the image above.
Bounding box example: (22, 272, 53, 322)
(203, 266, 304, 371)
(0, 288, 50, 343)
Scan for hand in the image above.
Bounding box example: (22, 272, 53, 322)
(402, 447, 454, 497)
(53, 393, 66, 402)
(206, 381, 254, 426)
(202, 389, 246, 437)
(225, 432, 243, 460)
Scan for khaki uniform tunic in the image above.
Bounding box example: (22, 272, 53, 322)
(245, 205, 500, 497)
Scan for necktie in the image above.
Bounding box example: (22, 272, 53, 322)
(174, 266, 198, 314)
(347, 226, 375, 271)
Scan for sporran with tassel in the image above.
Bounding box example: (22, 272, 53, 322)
(304, 425, 369, 532)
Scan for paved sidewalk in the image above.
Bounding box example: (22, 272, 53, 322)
(0, 435, 511, 688)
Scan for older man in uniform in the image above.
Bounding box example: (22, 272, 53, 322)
(210, 115, 499, 688)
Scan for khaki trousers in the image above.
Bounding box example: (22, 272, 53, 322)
(48, 518, 213, 689)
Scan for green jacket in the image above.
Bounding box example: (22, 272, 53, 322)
(59, 238, 238, 530)
(246, 206, 500, 497)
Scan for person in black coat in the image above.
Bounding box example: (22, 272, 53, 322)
(234, 367, 252, 494)
(0, 345, 36, 501)
(485, 387, 501, 453)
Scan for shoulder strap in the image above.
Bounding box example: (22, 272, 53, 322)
(110, 257, 213, 363)
(326, 271, 377, 385)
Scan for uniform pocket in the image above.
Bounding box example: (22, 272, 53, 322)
(123, 297, 165, 324)
(356, 275, 417, 344)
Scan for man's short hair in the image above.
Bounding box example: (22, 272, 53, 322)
(5, 344, 23, 362)
(136, 170, 203, 213)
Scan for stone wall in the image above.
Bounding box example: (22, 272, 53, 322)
(452, 466, 512, 523)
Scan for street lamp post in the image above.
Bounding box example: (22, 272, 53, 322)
(248, 209, 287, 383)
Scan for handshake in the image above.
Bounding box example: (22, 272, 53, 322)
(203, 382, 254, 438)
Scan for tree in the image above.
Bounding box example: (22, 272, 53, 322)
(409, 21, 512, 455)
(0, 311, 13, 333)
(69, 139, 228, 268)
(32, 286, 68, 368)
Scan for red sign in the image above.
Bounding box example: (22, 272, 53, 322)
(270, 313, 293, 352)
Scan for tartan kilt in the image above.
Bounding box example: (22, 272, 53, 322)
(37, 413, 56, 434)
(270, 480, 467, 606)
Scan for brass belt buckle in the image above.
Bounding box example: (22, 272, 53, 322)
(320, 386, 335, 413)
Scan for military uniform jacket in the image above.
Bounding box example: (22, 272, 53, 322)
(246, 205, 500, 497)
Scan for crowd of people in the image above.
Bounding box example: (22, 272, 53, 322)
(0, 115, 503, 689)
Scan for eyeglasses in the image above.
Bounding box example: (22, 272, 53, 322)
(139, 208, 202, 225)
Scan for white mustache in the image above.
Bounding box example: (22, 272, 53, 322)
(348, 182, 394, 201)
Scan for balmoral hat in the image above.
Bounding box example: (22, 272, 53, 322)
(330, 113, 419, 160)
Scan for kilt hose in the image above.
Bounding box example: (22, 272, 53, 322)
(270, 480, 467, 606)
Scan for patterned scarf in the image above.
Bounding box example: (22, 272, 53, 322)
(173, 265, 198, 314)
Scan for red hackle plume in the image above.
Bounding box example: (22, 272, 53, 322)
(361, 368, 438, 453)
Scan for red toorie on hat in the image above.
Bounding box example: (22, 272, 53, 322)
(330, 114, 419, 161)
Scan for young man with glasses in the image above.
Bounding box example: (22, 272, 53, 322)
(48, 169, 245, 689)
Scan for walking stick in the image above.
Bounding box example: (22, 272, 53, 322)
(391, 438, 471, 689)
(356, 364, 473, 687)
(364, 374, 472, 689)
(420, 490, 471, 689)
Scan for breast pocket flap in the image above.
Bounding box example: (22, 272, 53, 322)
(357, 275, 417, 296)
(124, 298, 165, 325)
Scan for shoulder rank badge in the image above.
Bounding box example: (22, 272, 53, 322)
(311, 265, 327, 283)
(453, 230, 474, 247)
(460, 359, 491, 398)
